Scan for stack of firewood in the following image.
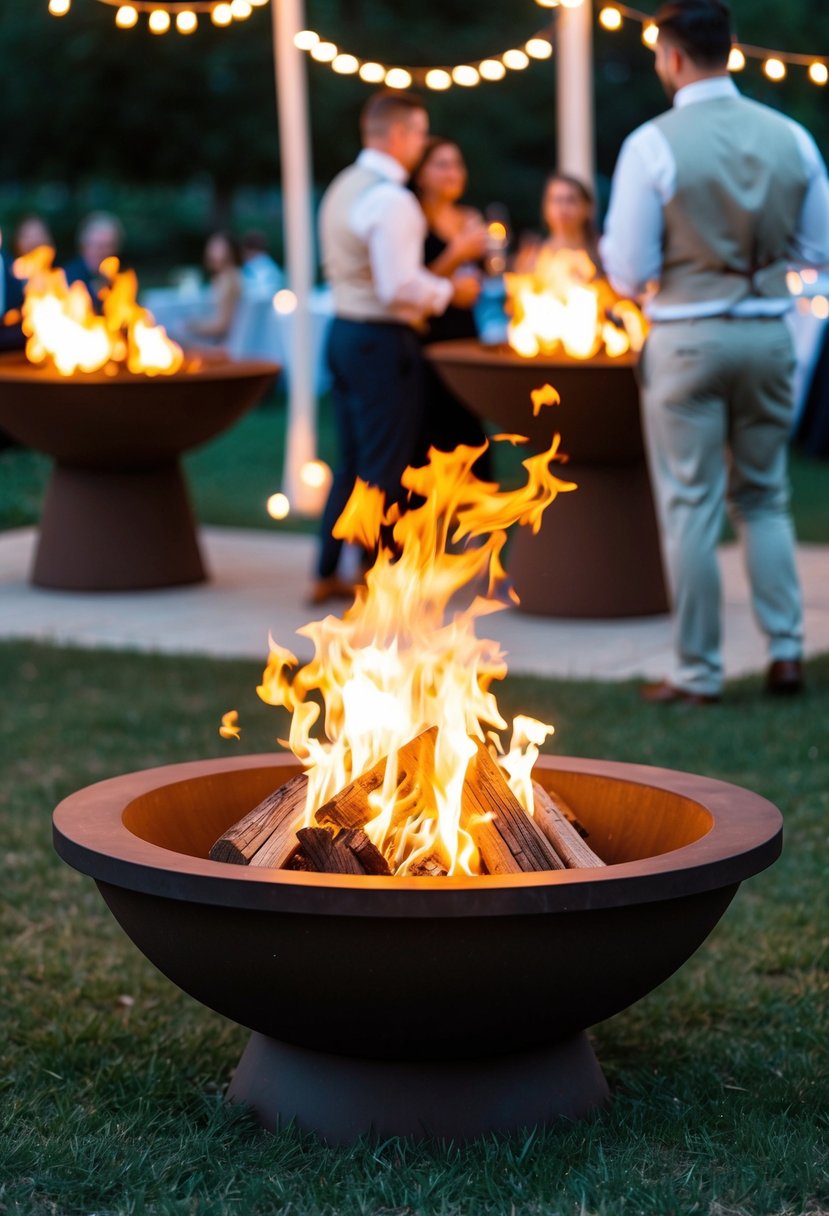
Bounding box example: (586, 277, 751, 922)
(209, 728, 604, 876)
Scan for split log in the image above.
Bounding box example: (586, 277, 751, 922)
(315, 727, 438, 831)
(296, 827, 366, 875)
(408, 855, 448, 877)
(465, 742, 564, 874)
(531, 781, 606, 869)
(339, 828, 392, 875)
(209, 773, 307, 866)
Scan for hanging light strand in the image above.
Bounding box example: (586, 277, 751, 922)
(594, 3, 828, 85)
(292, 24, 556, 90)
(46, 0, 269, 34)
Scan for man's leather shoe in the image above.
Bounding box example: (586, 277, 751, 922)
(305, 576, 356, 607)
(765, 659, 803, 696)
(640, 680, 721, 706)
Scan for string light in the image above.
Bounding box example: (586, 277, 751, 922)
(45, 0, 829, 79)
(452, 65, 480, 87)
(525, 38, 553, 59)
(148, 8, 170, 33)
(599, 3, 829, 86)
(599, 7, 623, 31)
(502, 48, 530, 70)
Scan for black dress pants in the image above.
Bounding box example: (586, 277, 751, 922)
(317, 317, 424, 579)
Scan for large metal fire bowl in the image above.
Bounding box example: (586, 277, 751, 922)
(425, 340, 668, 619)
(53, 753, 781, 1143)
(0, 353, 279, 591)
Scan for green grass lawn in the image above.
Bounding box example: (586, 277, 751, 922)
(1, 640, 827, 1216)
(2, 398, 827, 541)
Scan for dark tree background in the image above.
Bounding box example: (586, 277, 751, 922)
(0, 0, 826, 266)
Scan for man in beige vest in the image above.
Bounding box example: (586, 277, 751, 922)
(602, 0, 829, 703)
(312, 90, 480, 605)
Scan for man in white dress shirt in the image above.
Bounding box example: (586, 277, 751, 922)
(601, 0, 829, 703)
(312, 90, 480, 604)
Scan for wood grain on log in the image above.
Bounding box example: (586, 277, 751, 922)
(466, 743, 564, 874)
(296, 826, 366, 875)
(532, 780, 606, 869)
(315, 726, 438, 831)
(340, 828, 392, 875)
(209, 773, 307, 866)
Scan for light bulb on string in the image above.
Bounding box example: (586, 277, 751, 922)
(642, 23, 659, 48)
(311, 41, 338, 63)
(764, 57, 786, 81)
(359, 62, 385, 83)
(212, 3, 233, 26)
(229, 0, 251, 19)
(727, 47, 746, 71)
(479, 59, 506, 81)
(48, 0, 71, 13)
(809, 61, 828, 85)
(294, 29, 319, 50)
(599, 6, 622, 31)
(502, 49, 530, 71)
(115, 5, 138, 27)
(176, 10, 197, 34)
(385, 67, 413, 89)
(525, 38, 553, 60)
(425, 69, 452, 90)
(452, 64, 480, 87)
(148, 8, 171, 33)
(332, 53, 359, 74)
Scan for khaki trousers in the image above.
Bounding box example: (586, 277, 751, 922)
(640, 315, 803, 695)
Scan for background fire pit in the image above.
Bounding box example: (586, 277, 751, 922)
(425, 340, 668, 618)
(0, 353, 278, 591)
(53, 752, 782, 1143)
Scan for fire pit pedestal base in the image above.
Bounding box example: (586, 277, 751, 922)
(35, 463, 205, 591)
(227, 1031, 609, 1144)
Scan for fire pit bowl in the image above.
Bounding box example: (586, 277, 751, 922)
(0, 353, 279, 591)
(425, 340, 668, 618)
(53, 752, 781, 1143)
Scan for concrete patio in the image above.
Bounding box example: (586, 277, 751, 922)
(1, 525, 828, 682)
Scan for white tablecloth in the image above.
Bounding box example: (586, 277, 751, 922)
(141, 286, 333, 396)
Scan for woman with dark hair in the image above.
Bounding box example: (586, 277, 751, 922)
(515, 172, 601, 275)
(187, 231, 243, 349)
(411, 136, 491, 474)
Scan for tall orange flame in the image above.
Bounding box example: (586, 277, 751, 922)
(253, 431, 577, 876)
(13, 247, 183, 376)
(506, 248, 647, 360)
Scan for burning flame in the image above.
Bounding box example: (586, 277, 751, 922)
(506, 248, 647, 360)
(250, 430, 577, 876)
(13, 247, 184, 377)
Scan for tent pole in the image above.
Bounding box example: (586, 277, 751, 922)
(556, 0, 595, 187)
(272, 0, 320, 514)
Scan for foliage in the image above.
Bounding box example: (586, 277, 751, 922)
(1, 0, 829, 259)
(0, 639, 827, 1214)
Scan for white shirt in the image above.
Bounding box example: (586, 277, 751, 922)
(349, 148, 453, 325)
(600, 77, 829, 320)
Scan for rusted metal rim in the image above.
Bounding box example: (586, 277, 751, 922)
(0, 351, 280, 386)
(53, 754, 782, 917)
(425, 339, 638, 371)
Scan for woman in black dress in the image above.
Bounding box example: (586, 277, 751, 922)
(411, 137, 492, 477)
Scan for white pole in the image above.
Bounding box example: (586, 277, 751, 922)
(272, 0, 321, 515)
(555, 0, 595, 187)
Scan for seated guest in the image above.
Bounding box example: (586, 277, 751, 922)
(63, 211, 125, 302)
(240, 230, 285, 299)
(14, 213, 55, 259)
(411, 136, 491, 475)
(515, 173, 602, 274)
(187, 231, 243, 349)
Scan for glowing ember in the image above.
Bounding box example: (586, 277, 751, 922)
(238, 429, 577, 877)
(506, 248, 648, 360)
(13, 247, 184, 377)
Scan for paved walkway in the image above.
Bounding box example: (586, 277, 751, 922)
(1, 526, 828, 682)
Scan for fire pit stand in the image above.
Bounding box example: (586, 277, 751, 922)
(53, 753, 782, 1144)
(425, 341, 668, 619)
(0, 354, 279, 591)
